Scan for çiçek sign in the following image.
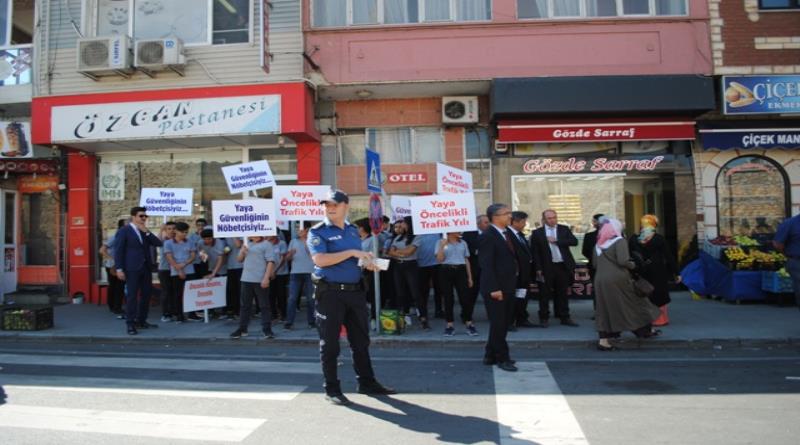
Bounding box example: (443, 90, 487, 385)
(523, 156, 665, 174)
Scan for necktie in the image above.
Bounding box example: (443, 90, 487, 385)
(504, 231, 519, 275)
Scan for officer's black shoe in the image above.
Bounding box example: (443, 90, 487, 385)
(325, 393, 352, 406)
(497, 361, 518, 372)
(357, 380, 397, 395)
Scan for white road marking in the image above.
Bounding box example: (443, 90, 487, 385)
(786, 376, 800, 381)
(494, 361, 589, 445)
(0, 405, 264, 442)
(0, 353, 320, 374)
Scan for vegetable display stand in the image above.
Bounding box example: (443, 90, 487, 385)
(719, 271, 766, 303)
(1, 305, 54, 331)
(761, 271, 796, 306)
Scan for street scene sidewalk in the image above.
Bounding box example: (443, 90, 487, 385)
(2, 292, 798, 348)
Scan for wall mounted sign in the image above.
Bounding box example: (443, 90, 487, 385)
(386, 172, 428, 184)
(498, 120, 696, 143)
(722, 75, 800, 115)
(0, 121, 32, 158)
(522, 156, 668, 174)
(99, 162, 125, 201)
(699, 128, 800, 150)
(0, 160, 58, 174)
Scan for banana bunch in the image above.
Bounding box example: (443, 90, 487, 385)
(725, 247, 748, 261)
(778, 267, 790, 279)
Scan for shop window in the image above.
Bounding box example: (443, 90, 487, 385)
(716, 156, 788, 242)
(248, 147, 298, 177)
(512, 142, 616, 156)
(517, 0, 686, 19)
(339, 127, 443, 165)
(21, 193, 58, 266)
(96, 0, 251, 45)
(312, 0, 491, 27)
(759, 0, 800, 10)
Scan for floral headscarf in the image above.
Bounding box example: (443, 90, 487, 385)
(639, 214, 659, 243)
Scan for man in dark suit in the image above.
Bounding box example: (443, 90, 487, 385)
(530, 209, 579, 327)
(114, 206, 163, 335)
(479, 204, 518, 372)
(508, 211, 536, 329)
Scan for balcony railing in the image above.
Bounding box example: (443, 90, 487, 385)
(0, 45, 33, 86)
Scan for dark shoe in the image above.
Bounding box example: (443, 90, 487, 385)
(229, 328, 247, 339)
(117, 314, 126, 320)
(483, 357, 515, 365)
(283, 323, 293, 330)
(539, 319, 549, 328)
(262, 328, 275, 339)
(517, 320, 536, 328)
(127, 325, 138, 335)
(186, 313, 202, 321)
(421, 320, 431, 331)
(596, 343, 618, 351)
(357, 380, 397, 395)
(466, 325, 478, 336)
(325, 393, 352, 406)
(497, 361, 518, 372)
(560, 318, 579, 327)
(137, 321, 158, 329)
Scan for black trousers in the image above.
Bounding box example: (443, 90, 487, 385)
(512, 292, 531, 326)
(315, 287, 375, 394)
(484, 290, 514, 363)
(171, 275, 186, 319)
(538, 263, 572, 321)
(438, 265, 474, 323)
(123, 267, 153, 326)
(270, 275, 288, 319)
(418, 265, 443, 316)
(239, 282, 272, 330)
(226, 268, 243, 315)
(157, 270, 173, 316)
(392, 260, 421, 315)
(106, 267, 124, 314)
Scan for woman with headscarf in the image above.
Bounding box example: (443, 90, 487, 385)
(628, 215, 680, 327)
(593, 218, 661, 351)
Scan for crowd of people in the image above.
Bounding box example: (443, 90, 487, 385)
(101, 203, 680, 353)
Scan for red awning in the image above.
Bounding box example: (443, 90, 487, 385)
(497, 118, 696, 143)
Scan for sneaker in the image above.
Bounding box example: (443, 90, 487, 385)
(404, 315, 412, 327)
(444, 326, 455, 336)
(467, 325, 478, 336)
(160, 315, 172, 323)
(283, 323, 293, 330)
(186, 313, 202, 321)
(230, 328, 247, 339)
(262, 328, 275, 339)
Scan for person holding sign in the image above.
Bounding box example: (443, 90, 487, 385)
(230, 237, 276, 339)
(164, 222, 200, 323)
(386, 216, 429, 330)
(435, 233, 477, 337)
(308, 190, 396, 406)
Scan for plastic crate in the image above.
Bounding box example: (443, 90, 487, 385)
(761, 271, 793, 294)
(1, 306, 54, 331)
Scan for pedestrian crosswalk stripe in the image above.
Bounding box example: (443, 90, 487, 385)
(0, 353, 320, 374)
(0, 405, 265, 442)
(494, 361, 589, 445)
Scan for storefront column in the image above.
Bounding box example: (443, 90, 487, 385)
(67, 151, 96, 301)
(296, 142, 321, 185)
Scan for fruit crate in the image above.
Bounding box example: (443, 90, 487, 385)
(1, 305, 54, 331)
(761, 271, 793, 294)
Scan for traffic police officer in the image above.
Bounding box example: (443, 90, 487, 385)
(308, 189, 397, 406)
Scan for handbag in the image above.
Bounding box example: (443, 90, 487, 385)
(601, 246, 654, 298)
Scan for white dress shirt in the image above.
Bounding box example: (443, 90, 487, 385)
(545, 225, 563, 263)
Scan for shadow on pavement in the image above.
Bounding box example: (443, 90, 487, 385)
(347, 395, 540, 445)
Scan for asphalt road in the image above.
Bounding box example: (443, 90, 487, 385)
(0, 340, 798, 445)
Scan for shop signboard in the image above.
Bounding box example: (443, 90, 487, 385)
(0, 121, 32, 158)
(386, 172, 427, 184)
(222, 160, 276, 194)
(183, 276, 227, 312)
(522, 155, 669, 174)
(18, 175, 58, 193)
(212, 199, 276, 238)
(722, 75, 800, 115)
(409, 193, 477, 235)
(139, 188, 193, 216)
(390, 195, 412, 221)
(436, 163, 473, 194)
(273, 185, 330, 221)
(0, 159, 58, 174)
(50, 95, 281, 142)
(99, 162, 125, 201)
(700, 129, 800, 150)
(497, 121, 695, 143)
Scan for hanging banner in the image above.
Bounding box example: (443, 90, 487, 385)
(390, 195, 412, 221)
(409, 193, 478, 235)
(436, 163, 473, 194)
(221, 160, 276, 194)
(183, 276, 227, 312)
(99, 162, 125, 201)
(212, 199, 276, 238)
(273, 185, 330, 221)
(139, 188, 193, 216)
(0, 121, 32, 158)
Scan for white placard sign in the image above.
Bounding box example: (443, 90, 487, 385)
(51, 95, 281, 142)
(409, 193, 478, 235)
(222, 160, 276, 194)
(273, 185, 330, 221)
(139, 188, 193, 216)
(212, 199, 276, 238)
(390, 195, 412, 221)
(183, 276, 227, 312)
(99, 162, 125, 201)
(436, 163, 473, 194)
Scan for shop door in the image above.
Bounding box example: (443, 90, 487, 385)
(1, 190, 19, 294)
(643, 180, 664, 220)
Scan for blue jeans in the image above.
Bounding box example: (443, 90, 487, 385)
(786, 258, 800, 310)
(286, 273, 315, 325)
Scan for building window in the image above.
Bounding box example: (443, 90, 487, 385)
(465, 127, 491, 159)
(338, 127, 444, 165)
(517, 0, 687, 19)
(95, 0, 251, 45)
(0, 0, 34, 47)
(759, 0, 800, 10)
(312, 0, 491, 27)
(716, 156, 788, 241)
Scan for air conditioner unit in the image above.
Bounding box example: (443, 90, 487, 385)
(442, 96, 479, 125)
(135, 38, 186, 73)
(77, 36, 132, 76)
